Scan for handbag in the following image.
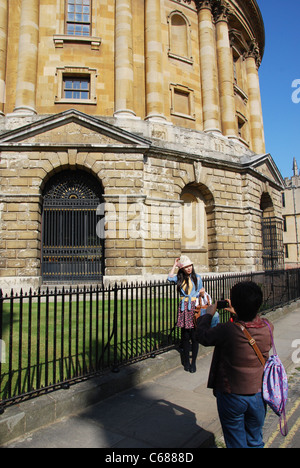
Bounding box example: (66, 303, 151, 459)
(235, 321, 289, 437)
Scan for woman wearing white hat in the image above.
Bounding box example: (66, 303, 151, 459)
(168, 256, 203, 373)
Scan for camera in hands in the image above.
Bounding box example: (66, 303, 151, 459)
(217, 300, 229, 309)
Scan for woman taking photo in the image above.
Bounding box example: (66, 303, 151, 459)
(196, 281, 273, 448)
(168, 256, 203, 373)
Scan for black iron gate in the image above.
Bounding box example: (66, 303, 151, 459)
(42, 171, 104, 283)
(262, 217, 284, 271)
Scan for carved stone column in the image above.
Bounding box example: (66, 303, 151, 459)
(214, 0, 238, 140)
(14, 0, 39, 114)
(145, 0, 166, 122)
(245, 41, 266, 154)
(197, 0, 221, 134)
(114, 0, 136, 119)
(0, 0, 7, 115)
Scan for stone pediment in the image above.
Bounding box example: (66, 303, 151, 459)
(0, 109, 151, 150)
(244, 153, 285, 189)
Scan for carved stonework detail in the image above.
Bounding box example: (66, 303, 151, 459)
(196, 0, 213, 11)
(171, 0, 193, 6)
(245, 39, 262, 68)
(213, 0, 231, 23)
(171, 0, 212, 11)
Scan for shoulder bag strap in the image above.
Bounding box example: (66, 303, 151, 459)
(235, 322, 265, 366)
(262, 320, 277, 355)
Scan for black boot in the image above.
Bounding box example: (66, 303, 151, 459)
(190, 334, 198, 373)
(182, 330, 191, 371)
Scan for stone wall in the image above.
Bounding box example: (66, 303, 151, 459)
(0, 111, 284, 291)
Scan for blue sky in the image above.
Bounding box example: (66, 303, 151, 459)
(258, 0, 300, 179)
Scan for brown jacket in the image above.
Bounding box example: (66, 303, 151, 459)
(196, 314, 273, 395)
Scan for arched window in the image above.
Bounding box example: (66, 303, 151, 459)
(260, 192, 275, 218)
(41, 170, 104, 283)
(180, 191, 207, 250)
(260, 192, 284, 271)
(168, 11, 192, 63)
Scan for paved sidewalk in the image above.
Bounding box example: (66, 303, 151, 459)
(2, 301, 300, 449)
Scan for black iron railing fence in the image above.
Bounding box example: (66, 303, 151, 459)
(0, 268, 300, 409)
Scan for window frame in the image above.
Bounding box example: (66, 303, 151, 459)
(65, 0, 92, 37)
(55, 67, 97, 105)
(63, 75, 91, 100)
(170, 83, 195, 121)
(167, 10, 193, 65)
(53, 0, 101, 50)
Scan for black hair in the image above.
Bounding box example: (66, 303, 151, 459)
(177, 266, 198, 294)
(230, 281, 263, 322)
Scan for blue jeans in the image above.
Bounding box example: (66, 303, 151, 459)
(216, 392, 267, 448)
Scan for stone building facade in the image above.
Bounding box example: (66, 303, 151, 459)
(283, 159, 300, 269)
(0, 0, 284, 291)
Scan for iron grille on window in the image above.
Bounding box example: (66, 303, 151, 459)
(261, 217, 284, 271)
(42, 171, 104, 283)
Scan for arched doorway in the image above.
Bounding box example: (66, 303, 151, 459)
(260, 192, 284, 271)
(41, 170, 104, 283)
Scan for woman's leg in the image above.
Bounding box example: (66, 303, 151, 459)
(181, 329, 191, 371)
(216, 393, 248, 448)
(217, 392, 266, 448)
(244, 393, 266, 448)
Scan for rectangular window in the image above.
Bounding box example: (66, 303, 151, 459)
(63, 76, 90, 100)
(66, 0, 91, 36)
(283, 216, 287, 232)
(285, 244, 289, 258)
(170, 83, 195, 120)
(174, 89, 190, 116)
(55, 67, 97, 105)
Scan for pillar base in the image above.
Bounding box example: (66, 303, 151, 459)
(204, 128, 223, 136)
(114, 109, 140, 120)
(13, 106, 37, 115)
(145, 113, 171, 124)
(227, 135, 241, 144)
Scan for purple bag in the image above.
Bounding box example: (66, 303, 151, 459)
(262, 321, 288, 436)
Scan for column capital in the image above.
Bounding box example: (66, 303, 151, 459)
(176, 1, 215, 12)
(213, 0, 231, 23)
(244, 40, 262, 68)
(195, 0, 213, 12)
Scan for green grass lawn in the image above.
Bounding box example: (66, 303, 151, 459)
(0, 294, 179, 402)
